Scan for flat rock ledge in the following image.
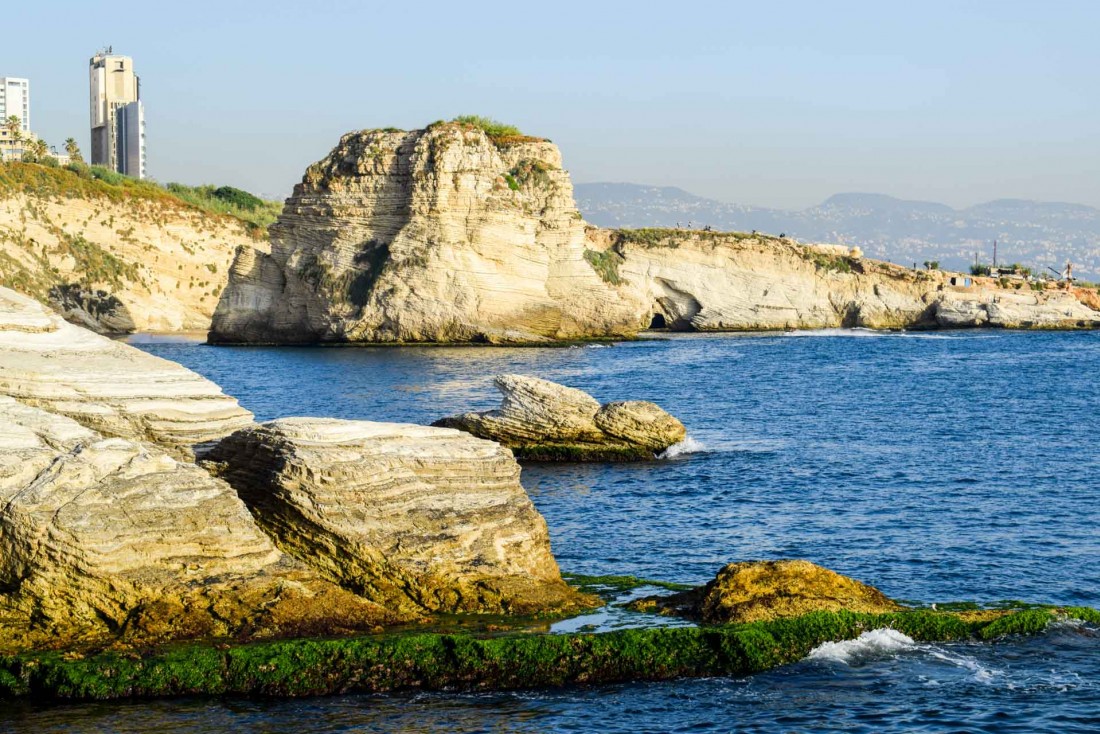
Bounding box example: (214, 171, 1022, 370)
(0, 287, 252, 460)
(432, 374, 686, 461)
(206, 418, 592, 616)
(631, 560, 901, 623)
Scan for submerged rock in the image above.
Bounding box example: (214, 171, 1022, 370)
(634, 560, 901, 623)
(0, 397, 396, 652)
(206, 417, 591, 616)
(0, 286, 252, 459)
(433, 374, 686, 460)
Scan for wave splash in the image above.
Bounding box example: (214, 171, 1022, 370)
(658, 436, 706, 459)
(807, 628, 916, 663)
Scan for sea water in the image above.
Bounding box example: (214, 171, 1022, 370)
(8, 330, 1099, 732)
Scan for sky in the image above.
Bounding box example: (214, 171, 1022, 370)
(5, 1, 1099, 209)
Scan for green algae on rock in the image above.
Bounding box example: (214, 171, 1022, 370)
(1, 607, 1093, 701)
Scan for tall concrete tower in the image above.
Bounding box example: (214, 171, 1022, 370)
(89, 50, 145, 178)
(0, 78, 31, 132)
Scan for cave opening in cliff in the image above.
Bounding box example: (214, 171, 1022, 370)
(649, 313, 667, 329)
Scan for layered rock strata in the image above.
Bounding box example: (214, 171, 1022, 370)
(0, 396, 395, 651)
(433, 374, 686, 460)
(0, 164, 264, 333)
(0, 286, 252, 459)
(209, 122, 640, 344)
(209, 122, 1100, 343)
(206, 417, 589, 615)
(632, 559, 901, 623)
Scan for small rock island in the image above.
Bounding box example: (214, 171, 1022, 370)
(433, 374, 687, 461)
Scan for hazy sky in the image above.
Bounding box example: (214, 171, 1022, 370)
(6, 1, 1099, 208)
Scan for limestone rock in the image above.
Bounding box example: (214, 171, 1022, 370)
(206, 417, 591, 616)
(0, 286, 252, 458)
(936, 290, 1100, 328)
(0, 397, 394, 651)
(635, 560, 900, 624)
(0, 164, 264, 334)
(433, 374, 685, 460)
(209, 122, 641, 344)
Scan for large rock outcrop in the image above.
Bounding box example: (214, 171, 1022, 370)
(0, 286, 252, 458)
(633, 560, 901, 623)
(0, 396, 395, 652)
(209, 121, 1100, 343)
(206, 418, 590, 615)
(433, 374, 686, 460)
(209, 122, 641, 344)
(0, 163, 266, 333)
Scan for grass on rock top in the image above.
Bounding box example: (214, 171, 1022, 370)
(0, 162, 282, 233)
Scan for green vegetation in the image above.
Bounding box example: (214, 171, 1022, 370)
(295, 243, 390, 309)
(451, 116, 546, 146)
(970, 263, 992, 276)
(922, 260, 940, 270)
(803, 250, 854, 274)
(0, 161, 281, 234)
(503, 173, 520, 191)
(562, 573, 695, 597)
(0, 607, 1090, 701)
(583, 249, 624, 285)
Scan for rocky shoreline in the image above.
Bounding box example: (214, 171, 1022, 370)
(207, 121, 1100, 345)
(2, 283, 1097, 704)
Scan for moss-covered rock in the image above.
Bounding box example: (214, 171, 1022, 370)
(632, 560, 902, 623)
(0, 606, 1090, 701)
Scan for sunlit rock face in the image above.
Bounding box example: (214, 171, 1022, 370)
(0, 396, 395, 652)
(434, 374, 686, 461)
(206, 417, 592, 616)
(209, 123, 643, 344)
(0, 286, 253, 459)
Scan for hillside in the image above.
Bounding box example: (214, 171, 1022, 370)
(0, 163, 281, 333)
(576, 183, 1100, 279)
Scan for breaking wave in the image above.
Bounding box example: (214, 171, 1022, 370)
(658, 436, 706, 459)
(807, 628, 916, 663)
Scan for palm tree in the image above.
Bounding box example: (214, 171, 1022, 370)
(3, 115, 21, 161)
(33, 139, 49, 159)
(64, 137, 83, 163)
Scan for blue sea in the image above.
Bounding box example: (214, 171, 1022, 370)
(8, 329, 1100, 732)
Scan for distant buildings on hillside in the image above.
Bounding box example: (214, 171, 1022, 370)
(89, 49, 146, 179)
(0, 77, 32, 162)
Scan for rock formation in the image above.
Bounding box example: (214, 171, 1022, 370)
(433, 374, 686, 460)
(206, 418, 590, 615)
(209, 121, 1100, 343)
(0, 286, 252, 459)
(0, 163, 265, 333)
(0, 396, 395, 651)
(208, 121, 642, 344)
(633, 560, 901, 623)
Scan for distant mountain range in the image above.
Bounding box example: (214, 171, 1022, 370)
(574, 183, 1100, 279)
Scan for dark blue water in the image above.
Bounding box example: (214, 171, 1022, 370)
(8, 329, 1099, 732)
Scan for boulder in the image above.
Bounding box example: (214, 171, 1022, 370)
(0, 396, 395, 651)
(0, 286, 253, 459)
(206, 418, 591, 616)
(633, 560, 900, 623)
(433, 375, 686, 460)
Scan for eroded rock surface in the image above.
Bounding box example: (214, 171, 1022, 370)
(209, 122, 641, 344)
(0, 396, 394, 652)
(206, 417, 590, 615)
(433, 375, 686, 460)
(634, 560, 901, 623)
(0, 286, 252, 458)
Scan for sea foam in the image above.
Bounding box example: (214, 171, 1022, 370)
(658, 436, 706, 459)
(807, 628, 915, 663)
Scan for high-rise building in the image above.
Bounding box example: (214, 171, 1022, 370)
(89, 50, 145, 178)
(0, 77, 30, 132)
